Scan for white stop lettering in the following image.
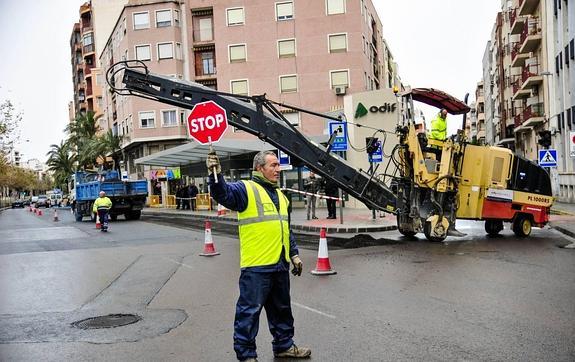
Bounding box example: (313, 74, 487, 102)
(189, 114, 225, 133)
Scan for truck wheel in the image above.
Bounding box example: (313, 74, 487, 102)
(485, 220, 503, 236)
(125, 210, 141, 220)
(75, 212, 83, 222)
(424, 221, 447, 242)
(512, 215, 532, 237)
(110, 214, 118, 221)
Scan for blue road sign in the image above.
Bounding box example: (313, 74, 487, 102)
(278, 149, 292, 170)
(538, 149, 557, 167)
(328, 121, 348, 151)
(368, 141, 383, 163)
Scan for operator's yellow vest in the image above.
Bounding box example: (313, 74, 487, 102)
(430, 114, 447, 141)
(237, 180, 290, 268)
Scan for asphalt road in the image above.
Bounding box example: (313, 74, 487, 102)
(1, 207, 574, 361)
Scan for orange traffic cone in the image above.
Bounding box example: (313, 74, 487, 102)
(199, 220, 220, 256)
(37, 209, 43, 216)
(53, 209, 59, 222)
(311, 228, 336, 275)
(95, 213, 101, 229)
(28, 206, 32, 212)
(33, 208, 37, 214)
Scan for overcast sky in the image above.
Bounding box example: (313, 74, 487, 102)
(0, 0, 501, 164)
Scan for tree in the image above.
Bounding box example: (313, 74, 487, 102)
(46, 141, 76, 192)
(0, 99, 22, 144)
(91, 129, 123, 171)
(65, 111, 100, 169)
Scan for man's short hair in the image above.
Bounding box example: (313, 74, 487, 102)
(253, 150, 277, 170)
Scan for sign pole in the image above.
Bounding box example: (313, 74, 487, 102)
(208, 137, 218, 184)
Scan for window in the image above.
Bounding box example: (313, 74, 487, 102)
(226, 7, 244, 26)
(330, 69, 349, 88)
(284, 112, 300, 126)
(278, 39, 296, 57)
(229, 44, 247, 62)
(156, 10, 172, 27)
(231, 80, 249, 95)
(202, 51, 215, 75)
(174, 9, 180, 27)
(276, 2, 294, 20)
(158, 42, 173, 59)
(133, 12, 150, 30)
(326, 0, 345, 15)
(162, 110, 177, 127)
(280, 75, 297, 93)
(135, 45, 151, 61)
(139, 111, 155, 128)
(194, 17, 213, 41)
(329, 33, 347, 53)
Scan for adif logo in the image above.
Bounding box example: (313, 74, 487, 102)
(355, 102, 368, 118)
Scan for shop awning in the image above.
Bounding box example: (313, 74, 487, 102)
(134, 138, 274, 167)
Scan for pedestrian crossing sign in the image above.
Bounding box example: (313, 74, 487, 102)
(538, 149, 557, 167)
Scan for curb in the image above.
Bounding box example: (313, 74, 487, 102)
(142, 209, 397, 234)
(550, 209, 575, 216)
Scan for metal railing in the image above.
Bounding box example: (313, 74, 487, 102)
(522, 63, 540, 82)
(520, 18, 540, 45)
(523, 103, 544, 121)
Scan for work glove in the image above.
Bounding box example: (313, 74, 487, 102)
(206, 152, 221, 175)
(291, 255, 303, 276)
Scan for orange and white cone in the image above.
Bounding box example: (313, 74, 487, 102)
(200, 220, 220, 256)
(53, 209, 59, 222)
(37, 209, 43, 216)
(33, 208, 37, 214)
(311, 228, 337, 275)
(95, 213, 101, 229)
(29, 206, 32, 212)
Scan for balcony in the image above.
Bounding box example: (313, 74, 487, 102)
(522, 103, 545, 127)
(510, 9, 526, 35)
(519, 19, 542, 53)
(518, 0, 539, 16)
(512, 77, 530, 99)
(520, 63, 543, 90)
(511, 42, 529, 67)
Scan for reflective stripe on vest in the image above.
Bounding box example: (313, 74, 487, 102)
(237, 180, 290, 268)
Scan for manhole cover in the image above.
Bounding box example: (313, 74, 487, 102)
(71, 314, 142, 329)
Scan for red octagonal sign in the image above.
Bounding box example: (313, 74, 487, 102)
(187, 101, 229, 144)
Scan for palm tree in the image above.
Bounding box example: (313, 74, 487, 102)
(65, 111, 99, 169)
(90, 129, 123, 171)
(46, 140, 76, 191)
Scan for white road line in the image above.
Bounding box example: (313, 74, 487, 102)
(292, 302, 336, 319)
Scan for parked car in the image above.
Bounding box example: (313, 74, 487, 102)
(23, 198, 31, 206)
(49, 193, 63, 207)
(36, 195, 49, 208)
(31, 196, 39, 205)
(11, 199, 25, 208)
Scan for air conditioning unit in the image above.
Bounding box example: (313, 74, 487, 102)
(334, 86, 347, 95)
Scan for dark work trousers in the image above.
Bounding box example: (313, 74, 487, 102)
(97, 209, 109, 229)
(326, 199, 337, 218)
(234, 269, 294, 360)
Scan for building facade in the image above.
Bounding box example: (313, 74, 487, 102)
(95, 0, 398, 181)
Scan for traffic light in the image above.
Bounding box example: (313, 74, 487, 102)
(365, 137, 379, 154)
(537, 130, 552, 149)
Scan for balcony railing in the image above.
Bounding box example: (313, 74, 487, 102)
(523, 103, 544, 121)
(519, 18, 541, 52)
(522, 63, 539, 82)
(514, 113, 523, 128)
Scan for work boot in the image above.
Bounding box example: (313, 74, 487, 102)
(274, 345, 311, 358)
(241, 358, 257, 362)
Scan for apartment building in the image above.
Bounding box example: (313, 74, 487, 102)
(475, 81, 486, 144)
(97, 0, 395, 180)
(547, 0, 575, 201)
(70, 2, 103, 121)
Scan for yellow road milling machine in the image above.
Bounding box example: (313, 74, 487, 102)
(108, 61, 553, 242)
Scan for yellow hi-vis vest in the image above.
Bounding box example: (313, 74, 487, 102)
(237, 180, 290, 268)
(430, 114, 447, 141)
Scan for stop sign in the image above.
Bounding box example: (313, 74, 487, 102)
(187, 101, 229, 144)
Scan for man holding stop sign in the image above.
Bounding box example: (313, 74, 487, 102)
(206, 147, 311, 361)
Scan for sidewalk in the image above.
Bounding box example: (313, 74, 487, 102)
(549, 201, 575, 241)
(142, 205, 397, 234)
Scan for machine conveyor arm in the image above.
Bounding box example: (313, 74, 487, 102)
(112, 63, 397, 212)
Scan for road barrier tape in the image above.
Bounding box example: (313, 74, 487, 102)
(281, 188, 342, 202)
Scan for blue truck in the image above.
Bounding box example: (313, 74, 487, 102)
(70, 170, 148, 222)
